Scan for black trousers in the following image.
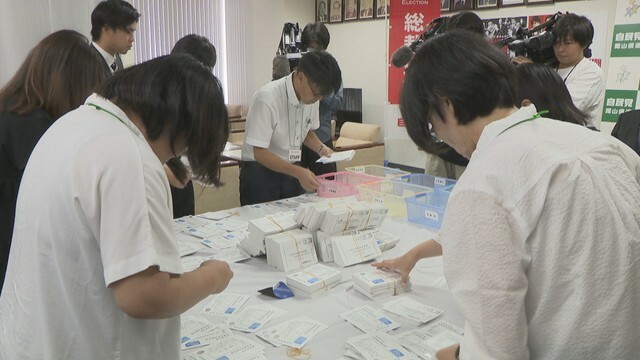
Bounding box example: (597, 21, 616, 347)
(170, 180, 195, 218)
(239, 161, 305, 206)
(300, 138, 337, 176)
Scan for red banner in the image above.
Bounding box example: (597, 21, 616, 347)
(388, 0, 440, 104)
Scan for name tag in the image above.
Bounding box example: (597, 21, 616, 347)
(289, 149, 302, 162)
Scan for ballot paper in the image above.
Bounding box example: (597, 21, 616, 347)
(242, 211, 298, 256)
(345, 333, 419, 360)
(205, 247, 251, 263)
(200, 293, 250, 317)
(340, 305, 401, 334)
(226, 303, 287, 333)
(332, 232, 382, 267)
(256, 316, 329, 349)
(178, 240, 200, 257)
(186, 335, 266, 360)
(394, 321, 464, 359)
(382, 298, 444, 324)
(201, 230, 248, 250)
(182, 256, 205, 272)
(370, 230, 400, 252)
(174, 216, 211, 233)
(197, 208, 241, 221)
(316, 149, 356, 164)
(352, 269, 411, 300)
(180, 316, 233, 350)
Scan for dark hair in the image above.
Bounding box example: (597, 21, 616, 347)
(515, 63, 587, 126)
(91, 0, 140, 41)
(400, 30, 518, 153)
(447, 12, 484, 35)
(0, 30, 105, 120)
(552, 13, 594, 57)
(171, 34, 217, 71)
(296, 50, 342, 96)
(301, 22, 331, 51)
(96, 54, 229, 186)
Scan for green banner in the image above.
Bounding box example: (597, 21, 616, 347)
(610, 24, 640, 57)
(601, 89, 637, 122)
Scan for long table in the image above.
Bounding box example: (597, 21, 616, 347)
(180, 197, 463, 359)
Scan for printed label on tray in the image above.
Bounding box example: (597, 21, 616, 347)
(424, 210, 439, 221)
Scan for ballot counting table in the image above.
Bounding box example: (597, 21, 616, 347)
(179, 195, 464, 360)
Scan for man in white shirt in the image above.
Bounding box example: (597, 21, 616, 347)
(397, 30, 640, 360)
(0, 55, 234, 359)
(240, 50, 341, 205)
(90, 0, 140, 77)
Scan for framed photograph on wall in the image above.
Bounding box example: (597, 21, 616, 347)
(499, 0, 526, 7)
(376, 0, 389, 18)
(441, 0, 452, 13)
(475, 0, 498, 9)
(359, 0, 375, 20)
(452, 0, 473, 11)
(316, 0, 329, 23)
(527, 0, 554, 4)
(344, 0, 358, 21)
(329, 0, 343, 23)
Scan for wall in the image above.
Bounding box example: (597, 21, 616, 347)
(280, 0, 617, 169)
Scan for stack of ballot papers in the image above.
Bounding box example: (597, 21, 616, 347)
(294, 196, 358, 230)
(352, 269, 411, 300)
(394, 321, 464, 360)
(180, 317, 268, 359)
(285, 263, 342, 298)
(256, 316, 329, 349)
(316, 229, 399, 263)
(316, 149, 355, 164)
(241, 211, 298, 256)
(382, 297, 444, 324)
(340, 305, 401, 334)
(225, 303, 287, 333)
(344, 333, 419, 360)
(265, 229, 318, 272)
(332, 231, 382, 267)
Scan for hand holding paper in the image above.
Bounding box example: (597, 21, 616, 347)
(316, 150, 355, 164)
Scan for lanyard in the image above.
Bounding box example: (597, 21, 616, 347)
(498, 110, 548, 136)
(87, 102, 126, 125)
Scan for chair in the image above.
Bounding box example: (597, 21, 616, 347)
(611, 110, 640, 156)
(333, 122, 385, 171)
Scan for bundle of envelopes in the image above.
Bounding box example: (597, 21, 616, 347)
(352, 269, 411, 300)
(265, 228, 318, 272)
(240, 211, 298, 256)
(285, 263, 342, 298)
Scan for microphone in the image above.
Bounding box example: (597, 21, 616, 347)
(391, 46, 414, 68)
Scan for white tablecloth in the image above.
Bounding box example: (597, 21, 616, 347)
(181, 200, 463, 359)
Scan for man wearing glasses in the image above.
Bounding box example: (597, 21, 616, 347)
(240, 51, 342, 205)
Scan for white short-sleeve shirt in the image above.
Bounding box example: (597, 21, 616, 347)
(439, 105, 640, 359)
(241, 73, 319, 162)
(557, 57, 605, 128)
(0, 94, 183, 360)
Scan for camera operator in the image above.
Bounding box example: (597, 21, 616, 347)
(514, 13, 605, 129)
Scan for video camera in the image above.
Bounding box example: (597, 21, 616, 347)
(276, 22, 303, 70)
(497, 12, 563, 65)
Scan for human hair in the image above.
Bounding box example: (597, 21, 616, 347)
(296, 50, 342, 96)
(0, 30, 105, 121)
(447, 11, 484, 35)
(91, 0, 141, 41)
(96, 54, 229, 186)
(400, 30, 518, 153)
(301, 22, 331, 51)
(515, 63, 587, 126)
(171, 34, 217, 71)
(552, 13, 594, 56)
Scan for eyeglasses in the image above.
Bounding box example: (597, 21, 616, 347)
(305, 75, 322, 98)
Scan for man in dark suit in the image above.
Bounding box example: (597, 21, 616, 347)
(612, 109, 640, 156)
(90, 0, 140, 77)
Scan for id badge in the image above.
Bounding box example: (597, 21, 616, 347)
(288, 149, 302, 162)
